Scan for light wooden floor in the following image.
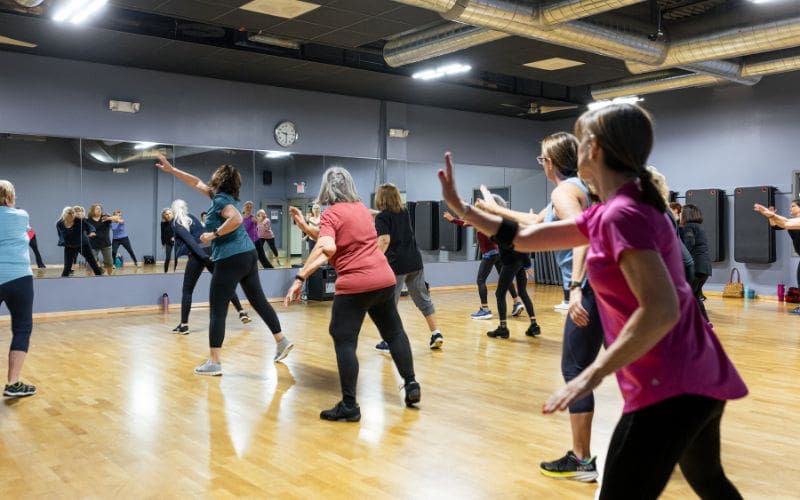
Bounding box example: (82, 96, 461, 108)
(1, 285, 798, 498)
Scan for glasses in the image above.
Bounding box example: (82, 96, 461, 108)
(536, 156, 550, 165)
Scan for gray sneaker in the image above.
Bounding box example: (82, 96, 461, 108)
(274, 337, 294, 362)
(194, 359, 222, 376)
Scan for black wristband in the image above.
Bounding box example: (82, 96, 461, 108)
(491, 218, 518, 250)
(294, 273, 305, 282)
(569, 281, 582, 290)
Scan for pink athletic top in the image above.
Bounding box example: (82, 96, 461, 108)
(318, 202, 396, 295)
(257, 218, 274, 239)
(575, 180, 748, 413)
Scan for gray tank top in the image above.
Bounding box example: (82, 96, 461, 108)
(543, 177, 590, 288)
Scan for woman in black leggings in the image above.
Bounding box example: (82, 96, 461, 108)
(169, 199, 251, 335)
(161, 208, 175, 273)
(56, 206, 102, 277)
(155, 154, 293, 376)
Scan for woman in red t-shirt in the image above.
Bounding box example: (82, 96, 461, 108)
(285, 166, 419, 422)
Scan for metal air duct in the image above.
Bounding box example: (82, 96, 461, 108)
(591, 70, 724, 100)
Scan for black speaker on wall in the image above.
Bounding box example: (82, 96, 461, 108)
(414, 201, 439, 251)
(262, 170, 272, 185)
(734, 186, 776, 263)
(438, 200, 462, 251)
(685, 188, 726, 262)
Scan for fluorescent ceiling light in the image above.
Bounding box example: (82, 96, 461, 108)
(265, 151, 291, 158)
(134, 142, 158, 150)
(0, 35, 37, 48)
(53, 0, 107, 23)
(524, 57, 584, 71)
(412, 63, 471, 81)
(240, 0, 320, 19)
(248, 32, 301, 50)
(587, 96, 644, 111)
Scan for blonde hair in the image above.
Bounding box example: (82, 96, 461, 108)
(256, 209, 267, 220)
(170, 199, 192, 230)
(375, 183, 404, 213)
(73, 205, 85, 216)
(60, 206, 75, 222)
(0, 179, 15, 206)
(646, 165, 670, 204)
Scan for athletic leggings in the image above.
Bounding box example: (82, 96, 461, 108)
(477, 254, 518, 305)
(600, 394, 741, 500)
(62, 246, 102, 276)
(28, 235, 45, 268)
(164, 243, 174, 273)
(692, 272, 710, 321)
(180, 251, 243, 324)
(255, 239, 273, 269)
(495, 260, 534, 321)
(208, 250, 281, 348)
(329, 285, 415, 407)
(0, 276, 33, 352)
(561, 286, 604, 413)
(112, 237, 138, 265)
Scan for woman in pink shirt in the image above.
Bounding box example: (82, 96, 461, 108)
(439, 103, 746, 499)
(285, 166, 419, 422)
(255, 209, 281, 268)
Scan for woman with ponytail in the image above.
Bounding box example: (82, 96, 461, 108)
(439, 104, 746, 499)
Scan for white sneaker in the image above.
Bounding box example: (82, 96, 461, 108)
(554, 301, 570, 311)
(194, 359, 222, 376)
(274, 337, 294, 362)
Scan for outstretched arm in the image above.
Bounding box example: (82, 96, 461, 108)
(476, 185, 543, 225)
(755, 203, 800, 230)
(155, 154, 211, 198)
(289, 206, 320, 240)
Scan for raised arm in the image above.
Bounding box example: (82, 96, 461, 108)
(755, 203, 800, 230)
(476, 185, 543, 225)
(155, 154, 211, 198)
(289, 206, 320, 240)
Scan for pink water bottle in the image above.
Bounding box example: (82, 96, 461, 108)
(162, 292, 169, 311)
(778, 283, 785, 302)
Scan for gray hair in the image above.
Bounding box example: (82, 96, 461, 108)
(646, 165, 670, 204)
(317, 166, 360, 205)
(170, 199, 192, 231)
(0, 179, 15, 206)
(492, 194, 507, 208)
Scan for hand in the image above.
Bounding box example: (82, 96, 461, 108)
(199, 232, 215, 243)
(288, 206, 304, 224)
(475, 198, 487, 210)
(479, 185, 497, 207)
(155, 154, 175, 173)
(568, 288, 590, 327)
(438, 152, 468, 217)
(754, 203, 776, 218)
(89, 232, 96, 238)
(442, 211, 454, 222)
(284, 279, 303, 306)
(543, 368, 602, 414)
(525, 267, 534, 279)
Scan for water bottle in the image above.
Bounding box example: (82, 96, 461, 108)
(161, 292, 169, 312)
(114, 257, 122, 269)
(778, 283, 785, 302)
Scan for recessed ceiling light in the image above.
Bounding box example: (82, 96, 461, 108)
(239, 0, 320, 19)
(524, 57, 584, 71)
(0, 35, 36, 48)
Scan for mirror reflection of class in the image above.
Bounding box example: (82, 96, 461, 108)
(1, 133, 545, 279)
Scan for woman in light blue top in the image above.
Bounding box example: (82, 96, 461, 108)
(155, 154, 293, 376)
(0, 180, 37, 398)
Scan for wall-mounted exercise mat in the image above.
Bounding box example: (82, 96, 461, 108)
(734, 186, 776, 264)
(438, 201, 462, 251)
(685, 188, 726, 262)
(414, 201, 439, 251)
(406, 201, 416, 231)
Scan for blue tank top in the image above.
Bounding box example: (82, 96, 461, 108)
(543, 177, 590, 288)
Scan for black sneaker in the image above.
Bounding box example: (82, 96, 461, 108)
(3, 381, 37, 398)
(487, 325, 510, 338)
(539, 451, 598, 482)
(239, 311, 252, 324)
(525, 322, 541, 337)
(320, 401, 361, 422)
(403, 381, 421, 407)
(375, 340, 390, 353)
(429, 332, 444, 349)
(172, 324, 190, 335)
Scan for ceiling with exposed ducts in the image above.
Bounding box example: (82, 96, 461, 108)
(1, 0, 799, 120)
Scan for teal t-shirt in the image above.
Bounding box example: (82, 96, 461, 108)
(205, 193, 254, 261)
(0, 206, 33, 284)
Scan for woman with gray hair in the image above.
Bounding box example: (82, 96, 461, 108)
(286, 166, 419, 422)
(0, 180, 37, 397)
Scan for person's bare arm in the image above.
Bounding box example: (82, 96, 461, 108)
(755, 203, 800, 229)
(200, 204, 242, 243)
(289, 206, 320, 240)
(476, 185, 542, 225)
(377, 234, 390, 253)
(155, 154, 211, 197)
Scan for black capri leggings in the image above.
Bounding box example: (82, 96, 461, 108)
(477, 254, 517, 305)
(561, 285, 604, 414)
(164, 243, 174, 273)
(495, 260, 534, 321)
(28, 235, 45, 268)
(329, 285, 416, 407)
(255, 239, 273, 269)
(0, 276, 33, 352)
(600, 394, 741, 500)
(112, 237, 138, 265)
(180, 251, 244, 324)
(208, 250, 281, 348)
(62, 245, 102, 276)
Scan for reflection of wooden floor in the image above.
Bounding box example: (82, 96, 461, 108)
(30, 257, 305, 279)
(1, 286, 797, 497)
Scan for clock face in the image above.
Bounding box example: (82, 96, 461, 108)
(274, 121, 298, 148)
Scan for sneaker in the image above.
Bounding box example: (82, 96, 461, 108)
(525, 322, 541, 337)
(540, 451, 598, 482)
(487, 325, 510, 339)
(3, 381, 37, 398)
(171, 324, 190, 335)
(511, 302, 525, 317)
(194, 359, 222, 376)
(554, 301, 570, 311)
(375, 340, 390, 353)
(429, 332, 444, 349)
(274, 337, 294, 362)
(471, 307, 493, 320)
(320, 401, 361, 422)
(239, 311, 252, 324)
(790, 306, 800, 315)
(403, 381, 421, 407)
